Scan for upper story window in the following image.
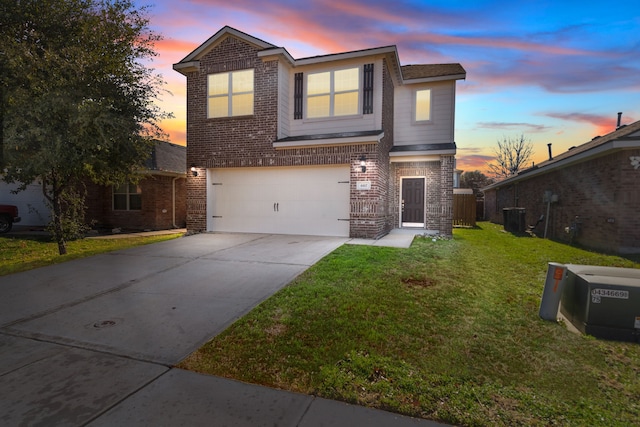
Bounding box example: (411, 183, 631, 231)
(207, 69, 254, 118)
(414, 89, 432, 122)
(306, 67, 360, 119)
(113, 183, 141, 211)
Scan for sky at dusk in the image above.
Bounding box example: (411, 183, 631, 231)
(137, 0, 640, 174)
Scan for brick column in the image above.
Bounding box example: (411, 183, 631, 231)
(186, 168, 207, 232)
(440, 155, 454, 236)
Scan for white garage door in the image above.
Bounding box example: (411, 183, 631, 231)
(207, 165, 350, 236)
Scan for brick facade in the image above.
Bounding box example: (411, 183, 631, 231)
(184, 36, 399, 238)
(178, 28, 461, 239)
(390, 156, 454, 237)
(484, 149, 640, 254)
(85, 175, 187, 231)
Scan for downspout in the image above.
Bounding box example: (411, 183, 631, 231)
(544, 198, 551, 239)
(172, 176, 179, 228)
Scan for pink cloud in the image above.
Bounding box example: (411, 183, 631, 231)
(456, 154, 494, 174)
(155, 38, 200, 56)
(477, 122, 550, 133)
(543, 112, 631, 136)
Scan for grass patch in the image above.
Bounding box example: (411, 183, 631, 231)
(0, 232, 184, 276)
(179, 222, 640, 426)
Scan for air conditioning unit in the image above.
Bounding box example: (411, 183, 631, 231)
(559, 265, 640, 343)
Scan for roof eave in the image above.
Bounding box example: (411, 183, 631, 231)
(294, 45, 398, 66)
(173, 61, 199, 75)
(482, 138, 640, 192)
(257, 47, 296, 67)
(389, 149, 457, 159)
(403, 73, 466, 84)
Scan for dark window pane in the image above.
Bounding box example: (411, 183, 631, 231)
(129, 195, 142, 210)
(114, 194, 127, 210)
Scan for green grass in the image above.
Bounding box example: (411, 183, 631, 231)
(179, 222, 640, 426)
(0, 232, 184, 276)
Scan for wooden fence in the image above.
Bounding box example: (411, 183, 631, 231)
(453, 193, 477, 227)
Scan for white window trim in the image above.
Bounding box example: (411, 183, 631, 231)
(412, 88, 432, 124)
(207, 69, 254, 119)
(304, 65, 362, 120)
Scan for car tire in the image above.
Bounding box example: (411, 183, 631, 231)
(0, 215, 12, 233)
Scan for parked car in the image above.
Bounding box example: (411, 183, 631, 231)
(0, 204, 21, 233)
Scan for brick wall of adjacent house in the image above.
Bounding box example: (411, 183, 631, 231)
(185, 36, 394, 238)
(84, 175, 187, 231)
(484, 149, 640, 254)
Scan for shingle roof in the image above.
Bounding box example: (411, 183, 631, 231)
(276, 130, 383, 142)
(390, 143, 457, 152)
(483, 118, 640, 190)
(401, 64, 466, 80)
(145, 141, 186, 175)
(536, 119, 640, 169)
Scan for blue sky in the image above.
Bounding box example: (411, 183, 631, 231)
(139, 0, 640, 173)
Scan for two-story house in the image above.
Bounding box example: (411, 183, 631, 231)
(173, 26, 465, 239)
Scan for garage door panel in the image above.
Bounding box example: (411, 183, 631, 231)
(208, 166, 350, 237)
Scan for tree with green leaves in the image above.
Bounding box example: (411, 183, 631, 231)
(1, 0, 170, 254)
(460, 170, 494, 197)
(487, 134, 534, 179)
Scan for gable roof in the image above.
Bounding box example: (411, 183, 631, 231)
(178, 26, 276, 64)
(483, 118, 640, 191)
(144, 141, 186, 176)
(174, 26, 465, 85)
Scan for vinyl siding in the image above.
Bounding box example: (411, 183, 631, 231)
(288, 58, 384, 138)
(393, 80, 455, 146)
(278, 61, 290, 139)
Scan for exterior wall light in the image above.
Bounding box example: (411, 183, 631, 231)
(190, 165, 198, 177)
(359, 155, 367, 173)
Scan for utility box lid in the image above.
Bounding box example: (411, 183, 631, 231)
(560, 265, 640, 343)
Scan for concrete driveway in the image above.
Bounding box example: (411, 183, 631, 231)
(0, 232, 444, 426)
(2, 233, 347, 365)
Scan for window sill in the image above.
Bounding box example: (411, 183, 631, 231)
(302, 113, 364, 123)
(207, 114, 255, 121)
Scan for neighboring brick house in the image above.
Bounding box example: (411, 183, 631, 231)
(173, 26, 465, 238)
(483, 118, 640, 254)
(84, 140, 187, 231)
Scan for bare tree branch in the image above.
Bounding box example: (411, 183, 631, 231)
(487, 134, 534, 179)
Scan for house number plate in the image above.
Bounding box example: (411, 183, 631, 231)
(356, 181, 371, 190)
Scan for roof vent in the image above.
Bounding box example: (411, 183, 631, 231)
(547, 143, 553, 161)
(617, 112, 622, 129)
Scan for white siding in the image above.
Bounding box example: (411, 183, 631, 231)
(394, 80, 455, 146)
(287, 57, 384, 138)
(277, 61, 290, 140)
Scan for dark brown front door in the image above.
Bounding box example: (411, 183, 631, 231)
(402, 178, 425, 224)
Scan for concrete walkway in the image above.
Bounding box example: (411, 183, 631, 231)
(347, 228, 432, 248)
(0, 232, 447, 426)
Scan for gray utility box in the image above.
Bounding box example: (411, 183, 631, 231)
(560, 265, 640, 343)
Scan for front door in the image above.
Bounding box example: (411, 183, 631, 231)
(402, 178, 425, 226)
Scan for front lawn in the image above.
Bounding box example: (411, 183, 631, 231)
(179, 222, 640, 426)
(0, 232, 184, 276)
